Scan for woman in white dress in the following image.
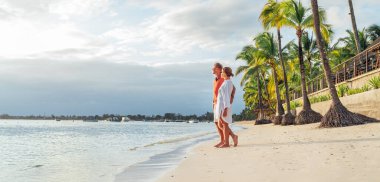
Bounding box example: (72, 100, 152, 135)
(215, 67, 238, 148)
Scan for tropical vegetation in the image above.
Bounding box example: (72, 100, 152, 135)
(236, 0, 380, 127)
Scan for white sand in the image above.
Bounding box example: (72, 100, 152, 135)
(158, 122, 380, 182)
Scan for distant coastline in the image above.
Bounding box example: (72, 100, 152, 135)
(0, 111, 253, 122)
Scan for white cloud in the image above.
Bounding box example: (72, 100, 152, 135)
(103, 27, 148, 44)
(0, 0, 115, 60)
(0, 0, 111, 19)
(48, 0, 110, 20)
(0, 0, 378, 115)
(0, 21, 89, 59)
(144, 0, 263, 53)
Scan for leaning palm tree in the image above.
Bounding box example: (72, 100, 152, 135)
(254, 32, 285, 124)
(310, 0, 377, 127)
(281, 0, 328, 124)
(260, 0, 295, 125)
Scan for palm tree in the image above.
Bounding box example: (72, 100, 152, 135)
(242, 75, 272, 125)
(330, 25, 379, 66)
(291, 31, 324, 80)
(310, 0, 377, 127)
(302, 32, 318, 68)
(283, 45, 302, 92)
(348, 0, 362, 54)
(242, 83, 260, 118)
(367, 24, 380, 42)
(338, 29, 370, 56)
(328, 42, 353, 67)
(253, 32, 285, 124)
(236, 46, 272, 123)
(281, 0, 326, 124)
(260, 0, 295, 125)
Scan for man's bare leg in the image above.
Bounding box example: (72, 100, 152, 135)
(214, 122, 224, 147)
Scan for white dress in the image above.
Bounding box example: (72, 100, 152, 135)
(214, 79, 233, 124)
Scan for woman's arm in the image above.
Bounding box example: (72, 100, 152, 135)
(223, 108, 228, 117)
(230, 85, 236, 104)
(223, 83, 234, 117)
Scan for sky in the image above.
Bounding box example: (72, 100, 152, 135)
(0, 0, 379, 116)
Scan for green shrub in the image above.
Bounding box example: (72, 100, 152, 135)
(319, 95, 331, 102)
(361, 84, 371, 92)
(310, 94, 331, 104)
(337, 84, 349, 97)
(347, 88, 364, 96)
(369, 76, 380, 89)
(288, 77, 379, 107)
(309, 96, 319, 104)
(290, 101, 302, 110)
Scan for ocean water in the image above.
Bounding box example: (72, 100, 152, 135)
(0, 120, 240, 182)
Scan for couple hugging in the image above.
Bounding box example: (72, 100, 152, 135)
(212, 63, 238, 148)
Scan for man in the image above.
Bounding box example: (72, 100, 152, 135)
(212, 62, 236, 147)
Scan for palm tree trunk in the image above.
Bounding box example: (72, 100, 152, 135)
(277, 28, 291, 114)
(272, 67, 284, 115)
(256, 73, 272, 125)
(348, 0, 362, 54)
(262, 72, 270, 104)
(257, 74, 263, 120)
(297, 29, 311, 110)
(294, 28, 322, 125)
(311, 0, 376, 127)
(279, 28, 295, 125)
(272, 66, 284, 125)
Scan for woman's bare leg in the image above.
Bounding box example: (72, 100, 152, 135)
(219, 119, 238, 147)
(227, 127, 238, 147)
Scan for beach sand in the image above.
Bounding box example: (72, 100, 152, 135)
(158, 121, 380, 182)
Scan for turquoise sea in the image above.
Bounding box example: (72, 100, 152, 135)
(0, 120, 241, 182)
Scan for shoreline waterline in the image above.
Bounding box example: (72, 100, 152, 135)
(114, 134, 217, 182)
(114, 124, 246, 182)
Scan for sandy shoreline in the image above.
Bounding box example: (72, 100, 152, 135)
(158, 121, 380, 182)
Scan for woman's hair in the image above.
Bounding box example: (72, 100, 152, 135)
(223, 67, 234, 77)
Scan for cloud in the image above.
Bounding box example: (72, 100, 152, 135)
(0, 0, 111, 19)
(0, 59, 244, 115)
(299, 0, 380, 40)
(0, 0, 378, 115)
(48, 0, 110, 20)
(140, 0, 264, 54)
(0, 21, 96, 59)
(98, 0, 267, 63)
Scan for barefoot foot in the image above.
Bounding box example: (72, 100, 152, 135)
(214, 142, 223, 148)
(233, 135, 238, 147)
(218, 144, 230, 148)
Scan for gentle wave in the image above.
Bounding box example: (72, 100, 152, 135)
(129, 131, 215, 151)
(115, 135, 217, 182)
